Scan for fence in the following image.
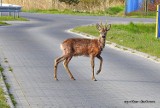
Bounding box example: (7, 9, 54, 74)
(0, 4, 22, 17)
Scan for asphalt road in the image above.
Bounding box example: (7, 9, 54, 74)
(0, 13, 160, 108)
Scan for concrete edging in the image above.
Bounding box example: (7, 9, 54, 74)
(0, 50, 14, 108)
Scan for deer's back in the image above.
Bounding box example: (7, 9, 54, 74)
(61, 38, 101, 56)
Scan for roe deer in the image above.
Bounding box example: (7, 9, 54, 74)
(54, 23, 111, 81)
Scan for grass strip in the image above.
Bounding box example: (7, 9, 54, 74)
(0, 21, 9, 26)
(0, 16, 28, 21)
(0, 65, 10, 108)
(0, 16, 28, 26)
(0, 64, 16, 107)
(73, 22, 160, 58)
(24, 6, 155, 18)
(24, 6, 125, 16)
(0, 88, 10, 108)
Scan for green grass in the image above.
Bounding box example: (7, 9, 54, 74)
(104, 6, 124, 15)
(0, 21, 9, 26)
(24, 6, 156, 18)
(126, 11, 156, 18)
(0, 88, 10, 108)
(9, 94, 16, 106)
(0, 65, 10, 108)
(24, 6, 125, 16)
(0, 16, 28, 26)
(5, 83, 10, 90)
(0, 16, 28, 21)
(0, 64, 17, 107)
(73, 22, 160, 58)
(25, 9, 103, 16)
(0, 65, 4, 73)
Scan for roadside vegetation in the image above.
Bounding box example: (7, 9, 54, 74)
(0, 16, 28, 21)
(0, 21, 9, 26)
(0, 65, 10, 108)
(0, 88, 10, 108)
(4, 0, 156, 17)
(73, 23, 160, 58)
(0, 16, 28, 26)
(24, 5, 155, 18)
(4, 0, 124, 11)
(0, 60, 17, 107)
(5, 82, 16, 106)
(25, 6, 125, 16)
(126, 11, 156, 18)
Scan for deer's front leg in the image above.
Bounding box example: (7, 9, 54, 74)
(91, 56, 97, 81)
(96, 55, 103, 75)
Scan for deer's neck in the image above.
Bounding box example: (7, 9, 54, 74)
(98, 37, 106, 50)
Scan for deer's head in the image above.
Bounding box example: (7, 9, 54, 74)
(96, 23, 111, 39)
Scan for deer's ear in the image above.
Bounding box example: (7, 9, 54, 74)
(96, 24, 101, 31)
(106, 24, 111, 31)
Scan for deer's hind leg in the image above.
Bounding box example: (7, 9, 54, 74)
(54, 55, 67, 80)
(63, 56, 75, 80)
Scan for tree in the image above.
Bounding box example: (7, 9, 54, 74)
(59, 0, 79, 5)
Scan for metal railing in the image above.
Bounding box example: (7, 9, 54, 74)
(0, 4, 22, 17)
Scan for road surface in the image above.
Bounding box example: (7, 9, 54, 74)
(0, 13, 160, 108)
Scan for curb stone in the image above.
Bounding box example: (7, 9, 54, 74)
(66, 29, 160, 64)
(0, 49, 14, 108)
(0, 71, 14, 108)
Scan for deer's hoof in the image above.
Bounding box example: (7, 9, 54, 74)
(92, 78, 97, 81)
(96, 70, 101, 75)
(54, 77, 58, 81)
(71, 77, 76, 80)
(93, 79, 97, 81)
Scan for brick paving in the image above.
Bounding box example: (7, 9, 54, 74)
(0, 13, 160, 108)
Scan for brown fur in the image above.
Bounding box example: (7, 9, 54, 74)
(61, 38, 103, 57)
(54, 23, 111, 81)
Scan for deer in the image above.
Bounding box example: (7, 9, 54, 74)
(54, 22, 111, 81)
